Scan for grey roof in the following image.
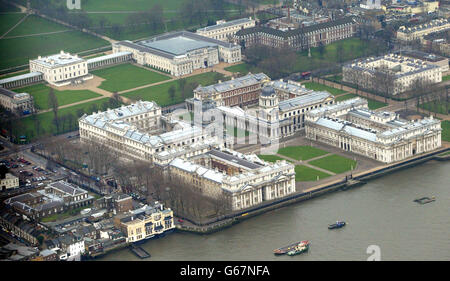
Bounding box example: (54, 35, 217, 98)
(87, 51, 131, 64)
(47, 180, 87, 196)
(279, 91, 333, 111)
(0, 72, 42, 85)
(261, 86, 276, 97)
(141, 36, 218, 56)
(195, 73, 269, 94)
(197, 18, 254, 32)
(208, 149, 262, 170)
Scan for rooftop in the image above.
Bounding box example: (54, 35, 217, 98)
(31, 51, 85, 68)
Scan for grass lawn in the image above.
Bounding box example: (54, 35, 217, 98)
(14, 98, 120, 141)
(0, 13, 26, 35)
(224, 63, 254, 74)
(277, 145, 329, 161)
(14, 84, 101, 110)
(295, 165, 331, 182)
(419, 101, 449, 115)
(335, 93, 387, 110)
(442, 75, 450, 82)
(122, 72, 224, 107)
(309, 154, 357, 174)
(0, 30, 109, 70)
(7, 15, 68, 36)
(258, 154, 288, 163)
(40, 206, 90, 223)
(302, 82, 346, 96)
(0, 69, 29, 79)
(92, 63, 171, 92)
(442, 121, 450, 142)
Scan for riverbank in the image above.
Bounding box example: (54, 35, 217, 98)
(176, 147, 449, 234)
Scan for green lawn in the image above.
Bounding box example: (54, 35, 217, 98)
(295, 165, 331, 182)
(224, 63, 254, 74)
(14, 84, 101, 110)
(121, 72, 225, 107)
(309, 154, 357, 174)
(442, 121, 450, 142)
(92, 63, 171, 93)
(7, 15, 68, 36)
(0, 13, 26, 36)
(277, 145, 329, 161)
(442, 75, 450, 82)
(0, 30, 109, 70)
(302, 82, 346, 96)
(419, 101, 449, 115)
(14, 98, 121, 141)
(40, 206, 90, 223)
(0, 69, 29, 79)
(258, 154, 288, 163)
(335, 93, 387, 110)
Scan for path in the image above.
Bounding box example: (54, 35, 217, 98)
(2, 29, 71, 39)
(0, 13, 28, 39)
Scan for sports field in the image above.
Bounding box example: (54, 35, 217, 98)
(92, 64, 171, 92)
(294, 165, 331, 182)
(277, 146, 329, 161)
(14, 84, 101, 110)
(309, 154, 357, 174)
(121, 72, 225, 107)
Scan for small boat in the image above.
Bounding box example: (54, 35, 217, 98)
(273, 240, 309, 255)
(414, 196, 436, 204)
(287, 244, 309, 256)
(328, 221, 346, 229)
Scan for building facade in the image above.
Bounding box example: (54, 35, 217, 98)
(234, 16, 358, 50)
(396, 18, 450, 42)
(342, 53, 442, 95)
(29, 51, 92, 86)
(0, 88, 35, 115)
(169, 149, 296, 211)
(0, 173, 19, 191)
(305, 98, 442, 163)
(113, 31, 241, 77)
(196, 18, 256, 41)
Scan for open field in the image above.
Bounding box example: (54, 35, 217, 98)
(277, 145, 329, 161)
(92, 64, 171, 92)
(309, 154, 357, 174)
(0, 13, 25, 35)
(0, 13, 109, 70)
(0, 69, 29, 79)
(7, 15, 68, 36)
(224, 63, 255, 74)
(294, 165, 331, 182)
(121, 72, 225, 107)
(335, 93, 388, 110)
(302, 81, 346, 96)
(14, 98, 121, 141)
(14, 84, 101, 110)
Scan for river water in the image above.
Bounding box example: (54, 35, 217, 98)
(100, 160, 450, 261)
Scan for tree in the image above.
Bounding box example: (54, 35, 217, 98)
(168, 85, 176, 103)
(48, 88, 58, 120)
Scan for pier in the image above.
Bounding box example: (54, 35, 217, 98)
(130, 244, 151, 259)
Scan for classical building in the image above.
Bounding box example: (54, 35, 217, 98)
(422, 29, 450, 56)
(169, 148, 296, 211)
(186, 73, 270, 109)
(342, 53, 442, 95)
(114, 202, 174, 243)
(79, 101, 222, 164)
(397, 50, 449, 72)
(29, 51, 92, 87)
(113, 31, 241, 76)
(265, 79, 314, 100)
(44, 181, 94, 209)
(305, 98, 442, 163)
(196, 17, 256, 42)
(396, 18, 450, 42)
(1, 173, 19, 191)
(386, 0, 439, 16)
(0, 87, 35, 115)
(234, 16, 358, 50)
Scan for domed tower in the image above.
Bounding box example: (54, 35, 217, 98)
(259, 86, 279, 122)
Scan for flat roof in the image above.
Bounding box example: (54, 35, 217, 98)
(31, 51, 85, 68)
(0, 72, 42, 85)
(197, 18, 254, 32)
(141, 36, 218, 56)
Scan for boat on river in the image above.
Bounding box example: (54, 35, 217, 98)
(274, 240, 310, 255)
(328, 221, 346, 229)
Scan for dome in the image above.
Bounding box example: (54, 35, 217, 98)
(261, 86, 275, 97)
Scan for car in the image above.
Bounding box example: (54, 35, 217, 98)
(178, 219, 184, 223)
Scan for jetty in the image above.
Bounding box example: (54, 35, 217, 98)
(130, 244, 151, 259)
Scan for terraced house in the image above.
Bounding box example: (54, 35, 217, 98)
(234, 16, 358, 50)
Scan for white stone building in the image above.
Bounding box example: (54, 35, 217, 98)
(79, 101, 222, 165)
(0, 87, 35, 115)
(113, 31, 241, 77)
(305, 98, 442, 163)
(0, 173, 19, 191)
(169, 148, 296, 211)
(196, 17, 256, 42)
(396, 18, 450, 42)
(342, 53, 442, 95)
(29, 51, 92, 87)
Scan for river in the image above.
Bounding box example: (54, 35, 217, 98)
(100, 160, 450, 261)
